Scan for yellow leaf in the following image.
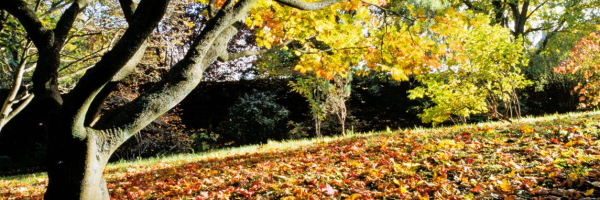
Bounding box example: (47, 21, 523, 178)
(393, 178, 401, 186)
(349, 160, 363, 167)
(183, 21, 195, 28)
(498, 179, 512, 192)
(390, 68, 409, 81)
(345, 193, 361, 200)
(464, 193, 474, 200)
(585, 188, 594, 196)
(400, 184, 408, 194)
(568, 173, 578, 180)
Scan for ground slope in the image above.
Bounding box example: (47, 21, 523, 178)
(2, 112, 600, 199)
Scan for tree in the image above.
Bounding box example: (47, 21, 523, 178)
(289, 75, 329, 137)
(2, 0, 399, 198)
(408, 15, 531, 124)
(457, 0, 599, 45)
(290, 73, 351, 136)
(553, 31, 600, 109)
(457, 0, 600, 99)
(326, 74, 352, 134)
(0, 0, 123, 135)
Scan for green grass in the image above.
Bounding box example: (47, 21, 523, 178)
(1, 129, 352, 180)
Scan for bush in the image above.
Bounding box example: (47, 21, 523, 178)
(218, 91, 290, 145)
(191, 129, 220, 152)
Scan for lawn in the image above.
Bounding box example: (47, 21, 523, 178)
(2, 111, 600, 199)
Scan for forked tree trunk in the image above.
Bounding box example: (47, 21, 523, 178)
(45, 127, 121, 200)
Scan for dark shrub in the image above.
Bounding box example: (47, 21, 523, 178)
(218, 91, 290, 145)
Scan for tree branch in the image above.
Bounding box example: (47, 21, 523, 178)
(208, 0, 217, 17)
(461, 0, 487, 13)
(519, 0, 530, 27)
(274, 0, 341, 10)
(533, 19, 567, 55)
(40, 0, 71, 17)
(524, 26, 547, 35)
(0, 42, 34, 133)
(97, 0, 259, 141)
(84, 0, 144, 129)
(63, 0, 170, 139)
(220, 39, 294, 61)
(53, 0, 91, 48)
(0, 0, 52, 48)
(507, 2, 520, 22)
(526, 0, 548, 20)
(119, 0, 135, 23)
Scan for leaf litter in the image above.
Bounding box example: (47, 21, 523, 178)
(1, 112, 600, 199)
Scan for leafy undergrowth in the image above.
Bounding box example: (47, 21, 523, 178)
(2, 112, 600, 199)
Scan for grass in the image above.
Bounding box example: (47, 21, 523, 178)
(0, 131, 351, 187)
(2, 110, 600, 199)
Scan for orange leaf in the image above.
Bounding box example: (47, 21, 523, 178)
(345, 193, 362, 200)
(471, 185, 483, 193)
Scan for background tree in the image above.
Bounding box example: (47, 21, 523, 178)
(456, 0, 599, 45)
(456, 0, 600, 113)
(325, 74, 352, 134)
(289, 75, 330, 137)
(553, 31, 600, 109)
(409, 14, 530, 124)
(290, 73, 351, 136)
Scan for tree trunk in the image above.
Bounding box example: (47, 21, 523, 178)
(45, 128, 117, 200)
(315, 117, 322, 137)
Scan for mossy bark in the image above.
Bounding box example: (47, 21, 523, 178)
(44, 128, 119, 200)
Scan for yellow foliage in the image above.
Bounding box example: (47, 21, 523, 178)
(345, 193, 362, 200)
(498, 179, 512, 192)
(585, 189, 594, 196)
(438, 139, 463, 149)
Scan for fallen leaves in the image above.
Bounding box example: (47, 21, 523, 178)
(2, 112, 600, 199)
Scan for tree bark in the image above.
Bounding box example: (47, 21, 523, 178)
(45, 128, 120, 200)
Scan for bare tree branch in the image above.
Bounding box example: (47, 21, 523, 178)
(53, 0, 91, 47)
(275, 0, 341, 10)
(97, 0, 258, 140)
(0, 42, 34, 134)
(63, 0, 170, 139)
(220, 40, 294, 61)
(40, 0, 71, 17)
(526, 0, 548, 19)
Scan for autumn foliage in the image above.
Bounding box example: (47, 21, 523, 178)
(554, 31, 600, 109)
(3, 112, 600, 199)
